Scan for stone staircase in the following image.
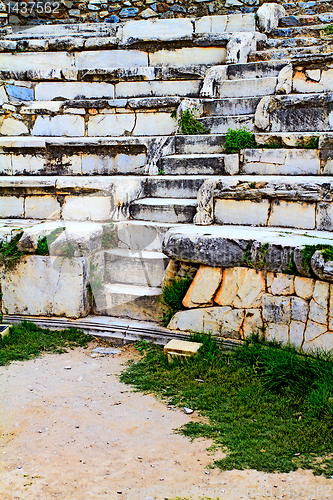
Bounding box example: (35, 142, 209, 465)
(2, 7, 333, 329)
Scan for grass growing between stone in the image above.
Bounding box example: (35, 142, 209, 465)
(0, 321, 91, 366)
(121, 335, 333, 477)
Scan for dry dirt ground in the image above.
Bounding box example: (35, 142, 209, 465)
(1, 341, 333, 500)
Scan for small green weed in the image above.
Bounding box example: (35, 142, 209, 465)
(296, 136, 319, 149)
(0, 232, 24, 269)
(301, 244, 333, 277)
(175, 109, 210, 135)
(158, 167, 165, 175)
(0, 321, 91, 366)
(224, 127, 256, 153)
(121, 335, 333, 477)
(324, 25, 333, 34)
(102, 223, 116, 249)
(262, 140, 283, 149)
(159, 275, 193, 327)
(36, 227, 65, 256)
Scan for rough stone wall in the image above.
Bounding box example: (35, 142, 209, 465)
(168, 264, 333, 352)
(0, 0, 259, 26)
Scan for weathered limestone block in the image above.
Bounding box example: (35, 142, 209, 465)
(291, 296, 308, 323)
(111, 177, 145, 221)
(242, 309, 263, 338)
(1, 256, 90, 318)
(268, 201, 316, 230)
(122, 18, 193, 43)
(317, 203, 333, 231)
(262, 294, 291, 324)
(62, 196, 112, 221)
(276, 64, 292, 95)
(311, 250, 333, 282)
(295, 276, 315, 300)
(49, 223, 103, 257)
(134, 112, 176, 136)
(294, 246, 312, 277)
(304, 320, 327, 343)
(0, 197, 24, 218)
(32, 116, 85, 137)
(256, 3, 286, 33)
(250, 241, 294, 274)
(215, 199, 270, 226)
(0, 118, 29, 136)
(215, 267, 265, 308)
(309, 299, 327, 325)
(303, 332, 333, 352)
(293, 71, 325, 94)
(254, 95, 272, 131)
(182, 265, 222, 308)
(265, 323, 289, 343)
(168, 306, 244, 338)
(195, 14, 255, 34)
(313, 280, 329, 309)
(88, 114, 135, 137)
(25, 196, 61, 219)
(150, 47, 226, 67)
(75, 50, 148, 69)
(35, 82, 115, 100)
(267, 272, 295, 295)
(289, 320, 305, 349)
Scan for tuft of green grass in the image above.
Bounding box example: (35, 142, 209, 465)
(0, 321, 92, 366)
(121, 335, 333, 477)
(36, 227, 65, 256)
(175, 109, 210, 135)
(159, 276, 193, 326)
(324, 25, 333, 35)
(224, 127, 256, 153)
(300, 244, 333, 277)
(0, 231, 24, 269)
(262, 140, 284, 149)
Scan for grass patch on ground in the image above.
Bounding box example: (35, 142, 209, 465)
(0, 321, 92, 366)
(121, 335, 333, 477)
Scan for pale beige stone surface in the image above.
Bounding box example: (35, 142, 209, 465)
(183, 265, 222, 308)
(289, 320, 305, 349)
(303, 331, 333, 352)
(215, 267, 265, 308)
(270, 273, 295, 295)
(309, 299, 327, 325)
(35, 82, 115, 100)
(291, 296, 308, 323)
(265, 323, 289, 343)
(32, 115, 85, 137)
(75, 49, 148, 69)
(242, 309, 263, 339)
(313, 280, 329, 308)
(295, 276, 315, 300)
(150, 47, 226, 67)
(0, 118, 29, 136)
(88, 113, 135, 136)
(25, 196, 61, 219)
(268, 200, 316, 229)
(0, 196, 24, 218)
(1, 256, 90, 318)
(304, 320, 327, 342)
(215, 199, 269, 226)
(134, 112, 177, 136)
(122, 18, 193, 42)
(164, 339, 202, 357)
(62, 196, 112, 221)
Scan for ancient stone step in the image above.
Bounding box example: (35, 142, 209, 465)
(241, 148, 322, 175)
(226, 60, 285, 80)
(249, 44, 329, 62)
(105, 248, 168, 287)
(271, 24, 330, 38)
(162, 224, 333, 273)
(129, 197, 197, 223)
(215, 77, 277, 98)
(202, 97, 261, 116)
(159, 155, 234, 175)
(199, 114, 254, 134)
(279, 13, 333, 27)
(254, 93, 333, 133)
(174, 134, 224, 154)
(94, 283, 162, 322)
(202, 175, 333, 231)
(257, 36, 320, 51)
(146, 175, 223, 198)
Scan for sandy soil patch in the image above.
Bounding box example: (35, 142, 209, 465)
(0, 343, 332, 500)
